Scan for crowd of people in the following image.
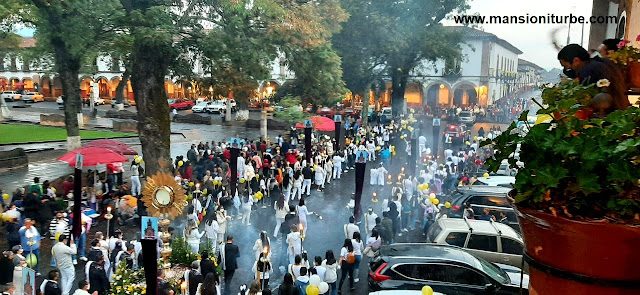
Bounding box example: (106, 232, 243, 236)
(0, 108, 504, 295)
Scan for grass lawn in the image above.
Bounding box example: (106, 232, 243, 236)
(0, 124, 137, 144)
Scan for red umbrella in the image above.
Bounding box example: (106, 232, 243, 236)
(308, 115, 335, 131)
(58, 147, 129, 167)
(84, 139, 138, 155)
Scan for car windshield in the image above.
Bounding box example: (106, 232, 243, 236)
(473, 258, 510, 284)
(460, 111, 471, 117)
(426, 221, 442, 242)
(167, 99, 175, 104)
(196, 102, 207, 106)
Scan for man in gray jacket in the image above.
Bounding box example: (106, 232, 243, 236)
(52, 235, 77, 295)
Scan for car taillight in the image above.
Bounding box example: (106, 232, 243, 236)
(452, 205, 461, 211)
(369, 263, 390, 282)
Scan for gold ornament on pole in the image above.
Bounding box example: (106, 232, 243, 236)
(141, 159, 188, 268)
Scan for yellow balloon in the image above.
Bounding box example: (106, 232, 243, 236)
(424, 183, 429, 190)
(473, 136, 478, 141)
(433, 199, 440, 205)
(189, 182, 194, 187)
(134, 155, 139, 159)
(375, 146, 381, 151)
(135, 158, 142, 163)
(465, 141, 470, 145)
(178, 160, 184, 167)
(422, 286, 434, 295)
(202, 210, 207, 217)
(429, 196, 436, 202)
(203, 188, 208, 195)
(255, 175, 259, 179)
(445, 201, 451, 209)
(306, 285, 320, 295)
(2, 193, 9, 200)
(483, 173, 489, 178)
(240, 178, 246, 184)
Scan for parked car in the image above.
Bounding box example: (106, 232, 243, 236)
(85, 97, 106, 105)
(21, 91, 44, 103)
(458, 110, 476, 125)
(168, 99, 194, 111)
(472, 176, 515, 188)
(380, 107, 393, 122)
(316, 106, 335, 117)
(369, 243, 529, 294)
(205, 99, 237, 113)
(426, 218, 525, 269)
(445, 186, 520, 233)
(443, 124, 471, 145)
(1, 91, 21, 101)
(191, 102, 212, 113)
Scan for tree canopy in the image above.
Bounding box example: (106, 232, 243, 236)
(334, 0, 470, 114)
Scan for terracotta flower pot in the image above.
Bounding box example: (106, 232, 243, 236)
(514, 205, 640, 294)
(627, 62, 640, 88)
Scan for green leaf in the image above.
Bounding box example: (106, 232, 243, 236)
(532, 166, 568, 188)
(614, 138, 640, 153)
(575, 173, 601, 195)
(518, 110, 530, 122)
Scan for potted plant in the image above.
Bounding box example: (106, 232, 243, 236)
(483, 79, 640, 294)
(608, 36, 640, 89)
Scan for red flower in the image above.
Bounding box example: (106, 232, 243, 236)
(636, 35, 640, 42)
(618, 39, 630, 49)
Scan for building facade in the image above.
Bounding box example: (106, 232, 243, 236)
(1, 27, 539, 109)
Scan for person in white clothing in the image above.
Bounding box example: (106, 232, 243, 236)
(286, 225, 302, 265)
(366, 141, 376, 161)
(369, 167, 378, 186)
(184, 220, 205, 254)
(241, 194, 253, 226)
(296, 199, 313, 235)
(376, 163, 387, 187)
(204, 214, 220, 254)
(332, 154, 343, 179)
(273, 195, 289, 238)
(350, 232, 365, 282)
(364, 208, 378, 236)
(291, 171, 303, 201)
(314, 164, 326, 191)
(324, 160, 333, 185)
(344, 216, 360, 239)
(72, 280, 92, 295)
(130, 162, 141, 197)
(252, 231, 272, 261)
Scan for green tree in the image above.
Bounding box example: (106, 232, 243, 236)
(26, 0, 123, 149)
(199, 0, 285, 108)
(118, 0, 207, 174)
(275, 0, 349, 107)
(335, 0, 469, 116)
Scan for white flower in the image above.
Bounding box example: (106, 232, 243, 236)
(116, 275, 122, 280)
(596, 79, 610, 88)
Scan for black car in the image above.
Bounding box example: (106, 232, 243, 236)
(445, 186, 520, 233)
(369, 243, 528, 295)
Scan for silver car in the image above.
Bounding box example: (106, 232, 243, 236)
(426, 217, 525, 271)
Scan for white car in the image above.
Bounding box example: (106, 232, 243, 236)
(1, 91, 21, 101)
(472, 176, 515, 187)
(458, 110, 476, 125)
(191, 102, 211, 113)
(22, 91, 44, 102)
(427, 217, 525, 270)
(205, 99, 236, 113)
